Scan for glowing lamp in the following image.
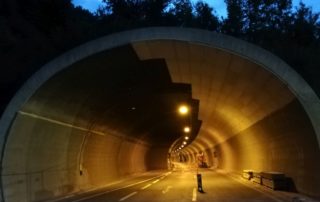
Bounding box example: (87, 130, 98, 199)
(178, 105, 189, 115)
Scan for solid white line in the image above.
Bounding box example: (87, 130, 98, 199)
(141, 184, 152, 190)
(119, 192, 137, 201)
(152, 179, 160, 184)
(67, 174, 167, 202)
(223, 173, 283, 202)
(192, 187, 197, 201)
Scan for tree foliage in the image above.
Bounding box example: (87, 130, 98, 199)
(194, 1, 219, 30)
(223, 0, 245, 36)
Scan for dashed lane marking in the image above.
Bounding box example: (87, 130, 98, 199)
(152, 179, 160, 184)
(119, 192, 137, 201)
(192, 187, 197, 201)
(165, 171, 172, 176)
(63, 173, 167, 202)
(141, 184, 152, 190)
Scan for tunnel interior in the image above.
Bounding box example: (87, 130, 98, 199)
(23, 45, 201, 145)
(2, 38, 320, 201)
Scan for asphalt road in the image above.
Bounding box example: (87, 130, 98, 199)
(53, 163, 317, 202)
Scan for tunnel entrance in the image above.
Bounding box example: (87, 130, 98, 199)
(19, 44, 202, 147)
(1, 27, 320, 201)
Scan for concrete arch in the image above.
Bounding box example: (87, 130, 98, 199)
(1, 27, 320, 200)
(1, 27, 319, 150)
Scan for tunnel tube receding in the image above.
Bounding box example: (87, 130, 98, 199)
(1, 27, 320, 201)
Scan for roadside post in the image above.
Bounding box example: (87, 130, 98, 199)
(197, 173, 204, 193)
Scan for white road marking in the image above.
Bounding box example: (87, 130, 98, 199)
(224, 173, 283, 202)
(165, 171, 172, 176)
(162, 185, 172, 194)
(60, 173, 167, 202)
(119, 192, 137, 201)
(152, 179, 160, 184)
(141, 184, 152, 190)
(192, 187, 197, 201)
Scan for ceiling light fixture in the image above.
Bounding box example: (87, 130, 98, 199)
(184, 126, 190, 133)
(178, 105, 189, 115)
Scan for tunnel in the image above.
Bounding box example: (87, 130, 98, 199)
(1, 27, 320, 202)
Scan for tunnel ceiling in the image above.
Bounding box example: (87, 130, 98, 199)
(22, 45, 201, 146)
(21, 39, 301, 151)
(132, 40, 296, 150)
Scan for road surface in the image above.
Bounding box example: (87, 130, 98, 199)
(53, 163, 317, 202)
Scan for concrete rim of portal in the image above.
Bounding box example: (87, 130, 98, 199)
(1, 26, 320, 159)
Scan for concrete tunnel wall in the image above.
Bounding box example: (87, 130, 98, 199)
(2, 112, 151, 201)
(1, 27, 320, 201)
(186, 99, 320, 196)
(214, 100, 320, 196)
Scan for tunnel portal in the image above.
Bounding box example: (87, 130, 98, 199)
(1, 27, 320, 201)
